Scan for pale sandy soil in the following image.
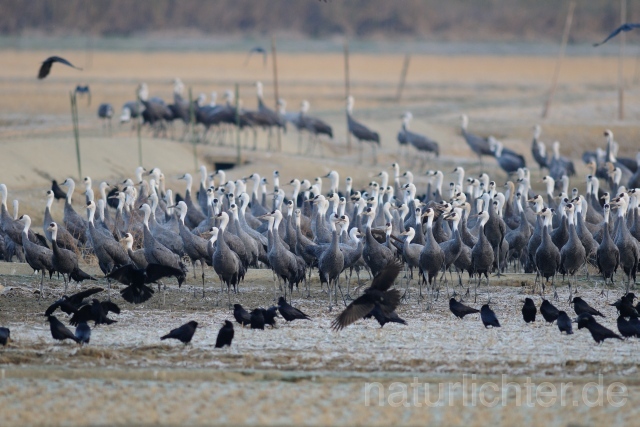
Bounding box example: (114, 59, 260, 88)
(1, 50, 640, 425)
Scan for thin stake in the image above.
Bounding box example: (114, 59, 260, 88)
(271, 35, 282, 152)
(396, 54, 411, 101)
(189, 87, 198, 170)
(235, 83, 241, 165)
(618, 0, 627, 120)
(344, 38, 351, 153)
(541, 0, 576, 119)
(136, 94, 143, 166)
(69, 91, 82, 180)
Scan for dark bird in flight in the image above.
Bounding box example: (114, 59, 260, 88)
(51, 180, 67, 200)
(70, 299, 120, 326)
(75, 322, 91, 345)
(47, 315, 80, 343)
(572, 297, 604, 317)
(0, 327, 9, 345)
(215, 320, 234, 348)
(331, 260, 402, 331)
(38, 56, 82, 79)
(522, 298, 537, 323)
(277, 297, 311, 322)
(161, 321, 198, 344)
(480, 304, 500, 328)
(74, 85, 91, 106)
(594, 23, 640, 46)
(575, 313, 622, 343)
(250, 308, 266, 330)
(617, 316, 640, 339)
(44, 287, 104, 317)
(262, 307, 279, 328)
(540, 299, 560, 323)
(363, 304, 407, 328)
(107, 264, 184, 304)
(556, 311, 573, 334)
(449, 298, 479, 319)
(244, 46, 267, 67)
(233, 304, 251, 327)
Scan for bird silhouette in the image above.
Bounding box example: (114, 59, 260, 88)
(0, 327, 9, 345)
(47, 315, 80, 343)
(215, 320, 234, 348)
(107, 264, 184, 304)
(244, 47, 267, 67)
(250, 309, 266, 330)
(44, 287, 104, 316)
(556, 311, 573, 334)
(594, 23, 640, 46)
(575, 313, 622, 343)
(331, 260, 402, 331)
(262, 307, 278, 328)
(277, 297, 311, 322)
(522, 298, 537, 323)
(233, 304, 251, 326)
(161, 321, 198, 344)
(572, 297, 604, 317)
(617, 316, 640, 339)
(363, 305, 407, 328)
(75, 322, 91, 345)
(69, 299, 120, 326)
(38, 56, 82, 79)
(540, 299, 560, 323)
(480, 304, 500, 328)
(449, 298, 480, 319)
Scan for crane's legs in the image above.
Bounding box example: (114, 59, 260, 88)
(201, 260, 206, 298)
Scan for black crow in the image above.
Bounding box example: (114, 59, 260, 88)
(44, 287, 104, 316)
(47, 315, 80, 343)
(540, 299, 560, 323)
(70, 299, 120, 326)
(262, 307, 278, 328)
(332, 260, 402, 331)
(480, 304, 500, 328)
(108, 264, 185, 304)
(250, 309, 265, 330)
(51, 180, 67, 200)
(572, 297, 604, 317)
(522, 298, 537, 323)
(0, 327, 9, 345)
(277, 297, 311, 322)
(575, 313, 622, 343)
(233, 304, 251, 326)
(75, 322, 91, 345)
(594, 23, 640, 47)
(557, 311, 573, 334)
(449, 298, 480, 319)
(610, 293, 636, 312)
(215, 320, 234, 348)
(364, 305, 407, 328)
(38, 56, 82, 79)
(617, 316, 639, 339)
(161, 321, 198, 344)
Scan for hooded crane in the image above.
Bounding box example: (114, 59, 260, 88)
(18, 215, 54, 297)
(460, 114, 493, 169)
(397, 112, 439, 169)
(46, 222, 95, 293)
(346, 96, 380, 165)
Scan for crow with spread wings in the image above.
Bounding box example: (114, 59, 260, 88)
(594, 23, 640, 46)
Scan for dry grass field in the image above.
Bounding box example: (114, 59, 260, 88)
(1, 48, 640, 425)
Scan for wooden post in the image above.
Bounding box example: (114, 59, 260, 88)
(344, 38, 351, 153)
(235, 83, 241, 165)
(271, 35, 282, 152)
(618, 0, 627, 120)
(136, 92, 143, 166)
(189, 87, 198, 171)
(396, 54, 411, 101)
(541, 0, 576, 119)
(69, 91, 82, 180)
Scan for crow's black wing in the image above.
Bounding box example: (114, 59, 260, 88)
(38, 56, 82, 79)
(107, 264, 141, 286)
(594, 23, 640, 46)
(69, 304, 94, 326)
(120, 283, 155, 304)
(369, 259, 402, 292)
(68, 287, 104, 306)
(101, 301, 121, 315)
(331, 294, 375, 331)
(144, 264, 185, 284)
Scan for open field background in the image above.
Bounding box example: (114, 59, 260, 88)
(1, 47, 640, 425)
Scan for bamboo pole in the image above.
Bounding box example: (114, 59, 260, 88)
(69, 91, 82, 180)
(618, 0, 627, 120)
(235, 83, 241, 165)
(189, 87, 198, 171)
(136, 92, 143, 166)
(344, 38, 351, 153)
(395, 54, 411, 101)
(271, 35, 282, 152)
(541, 0, 576, 119)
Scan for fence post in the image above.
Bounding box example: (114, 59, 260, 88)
(69, 91, 82, 180)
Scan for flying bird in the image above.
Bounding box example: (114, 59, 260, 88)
(522, 298, 537, 323)
(244, 47, 267, 67)
(277, 297, 311, 322)
(480, 304, 500, 328)
(107, 264, 185, 304)
(38, 56, 82, 79)
(69, 299, 120, 326)
(74, 85, 91, 106)
(215, 320, 234, 348)
(161, 321, 198, 344)
(331, 260, 402, 331)
(44, 287, 104, 317)
(449, 298, 480, 319)
(594, 23, 640, 47)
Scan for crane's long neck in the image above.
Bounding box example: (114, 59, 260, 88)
(405, 229, 415, 244)
(66, 181, 75, 203)
(88, 205, 96, 225)
(21, 217, 31, 233)
(252, 177, 260, 198)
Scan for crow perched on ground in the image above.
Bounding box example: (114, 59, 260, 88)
(161, 321, 198, 344)
(47, 315, 80, 343)
(262, 307, 278, 328)
(363, 305, 407, 328)
(70, 299, 120, 326)
(75, 322, 91, 345)
(557, 311, 573, 334)
(234, 304, 251, 327)
(449, 298, 480, 319)
(575, 313, 622, 343)
(44, 288, 104, 316)
(215, 320, 234, 348)
(0, 327, 9, 345)
(540, 299, 560, 323)
(572, 297, 604, 317)
(610, 294, 639, 318)
(38, 56, 82, 79)
(617, 316, 640, 339)
(522, 298, 537, 323)
(51, 180, 67, 200)
(610, 293, 636, 312)
(480, 304, 500, 328)
(277, 297, 311, 322)
(108, 264, 185, 304)
(332, 260, 402, 331)
(250, 309, 266, 330)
